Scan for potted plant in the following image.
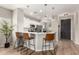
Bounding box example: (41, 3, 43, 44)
(0, 20, 13, 48)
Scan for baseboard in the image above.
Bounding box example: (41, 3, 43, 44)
(74, 41, 79, 45)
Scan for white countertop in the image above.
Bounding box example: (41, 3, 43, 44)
(21, 31, 56, 34)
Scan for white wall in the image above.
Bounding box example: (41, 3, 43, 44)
(0, 7, 12, 47)
(51, 17, 59, 42)
(12, 9, 18, 45)
(0, 7, 12, 19)
(74, 11, 79, 45)
(17, 9, 24, 32)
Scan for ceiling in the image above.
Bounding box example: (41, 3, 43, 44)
(0, 4, 79, 20)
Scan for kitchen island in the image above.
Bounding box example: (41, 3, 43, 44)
(26, 32, 57, 51)
(15, 32, 57, 51)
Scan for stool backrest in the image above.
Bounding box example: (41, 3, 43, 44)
(45, 34, 55, 41)
(16, 32, 23, 39)
(23, 33, 30, 40)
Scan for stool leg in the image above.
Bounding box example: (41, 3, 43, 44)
(48, 41, 50, 54)
(25, 41, 29, 54)
(33, 39, 35, 51)
(21, 41, 29, 55)
(29, 40, 30, 48)
(49, 41, 53, 55)
(45, 40, 47, 54)
(53, 41, 57, 55)
(42, 39, 44, 54)
(24, 40, 30, 55)
(53, 40, 55, 55)
(25, 41, 29, 50)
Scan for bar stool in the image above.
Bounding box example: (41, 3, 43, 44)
(15, 32, 25, 51)
(16, 32, 24, 47)
(23, 33, 35, 51)
(42, 33, 57, 55)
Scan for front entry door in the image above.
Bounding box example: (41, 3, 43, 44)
(61, 19, 71, 39)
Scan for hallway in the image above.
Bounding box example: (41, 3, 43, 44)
(57, 40, 79, 55)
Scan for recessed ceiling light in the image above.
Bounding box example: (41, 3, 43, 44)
(40, 10, 43, 13)
(30, 12, 33, 15)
